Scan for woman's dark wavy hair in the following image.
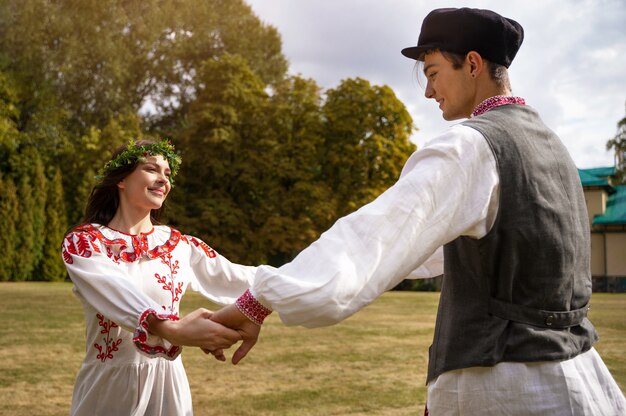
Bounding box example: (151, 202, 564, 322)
(69, 139, 167, 233)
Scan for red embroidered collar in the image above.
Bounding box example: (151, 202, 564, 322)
(74, 224, 182, 262)
(471, 95, 525, 117)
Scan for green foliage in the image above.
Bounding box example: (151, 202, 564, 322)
(322, 78, 416, 217)
(13, 174, 35, 281)
(0, 0, 287, 134)
(261, 75, 335, 263)
(0, 0, 419, 271)
(95, 138, 181, 183)
(40, 168, 68, 281)
(2, 147, 48, 281)
(162, 54, 273, 263)
(30, 150, 47, 268)
(0, 174, 18, 281)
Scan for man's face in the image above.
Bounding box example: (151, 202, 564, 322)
(422, 51, 475, 121)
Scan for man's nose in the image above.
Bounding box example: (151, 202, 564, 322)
(424, 82, 435, 99)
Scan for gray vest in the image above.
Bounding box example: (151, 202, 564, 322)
(427, 105, 598, 383)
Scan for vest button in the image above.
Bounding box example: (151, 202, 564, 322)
(545, 315, 554, 326)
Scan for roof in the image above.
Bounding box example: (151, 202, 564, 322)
(581, 167, 616, 178)
(578, 166, 625, 225)
(578, 169, 611, 187)
(593, 185, 626, 225)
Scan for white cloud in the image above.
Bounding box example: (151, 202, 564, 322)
(247, 0, 626, 168)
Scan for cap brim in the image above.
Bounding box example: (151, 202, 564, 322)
(401, 46, 426, 61)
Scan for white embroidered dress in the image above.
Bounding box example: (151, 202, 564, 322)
(62, 224, 256, 416)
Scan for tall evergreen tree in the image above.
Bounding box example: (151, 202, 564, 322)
(0, 174, 18, 281)
(41, 167, 68, 282)
(25, 148, 47, 274)
(13, 174, 35, 281)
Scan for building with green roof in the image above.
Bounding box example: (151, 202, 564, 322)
(579, 167, 626, 292)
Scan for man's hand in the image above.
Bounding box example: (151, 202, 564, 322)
(147, 308, 242, 360)
(211, 304, 261, 364)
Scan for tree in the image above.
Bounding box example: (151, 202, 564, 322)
(606, 103, 626, 184)
(13, 175, 35, 280)
(40, 167, 68, 282)
(5, 147, 47, 280)
(30, 150, 47, 270)
(161, 54, 273, 263)
(0, 174, 18, 281)
(322, 78, 416, 217)
(0, 0, 287, 135)
(260, 75, 335, 264)
(0, 70, 21, 167)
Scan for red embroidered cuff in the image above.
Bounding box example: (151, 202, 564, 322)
(133, 309, 182, 359)
(235, 289, 272, 325)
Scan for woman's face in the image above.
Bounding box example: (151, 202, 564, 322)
(117, 154, 172, 212)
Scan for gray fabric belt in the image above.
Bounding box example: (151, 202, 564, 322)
(488, 298, 589, 329)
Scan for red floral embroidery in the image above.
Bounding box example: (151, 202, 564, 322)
(133, 309, 181, 359)
(186, 236, 217, 258)
(62, 232, 102, 264)
(94, 313, 123, 362)
(68, 224, 182, 263)
(155, 253, 183, 316)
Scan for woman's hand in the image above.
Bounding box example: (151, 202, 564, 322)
(210, 304, 261, 364)
(147, 308, 242, 356)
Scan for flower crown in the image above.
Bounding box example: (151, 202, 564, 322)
(95, 139, 182, 184)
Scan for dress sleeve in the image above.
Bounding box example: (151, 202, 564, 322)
(62, 231, 181, 359)
(249, 125, 500, 327)
(185, 236, 257, 305)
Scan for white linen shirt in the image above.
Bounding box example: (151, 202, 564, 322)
(250, 124, 625, 414)
(63, 225, 256, 416)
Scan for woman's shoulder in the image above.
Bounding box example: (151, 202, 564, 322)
(177, 232, 218, 258)
(65, 223, 104, 239)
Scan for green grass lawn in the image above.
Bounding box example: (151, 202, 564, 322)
(0, 282, 623, 415)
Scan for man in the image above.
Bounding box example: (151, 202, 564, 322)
(212, 8, 625, 414)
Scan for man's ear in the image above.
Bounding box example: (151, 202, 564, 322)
(466, 51, 485, 78)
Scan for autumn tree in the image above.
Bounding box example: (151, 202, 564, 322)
(0, 1, 421, 271)
(260, 75, 335, 264)
(160, 54, 273, 263)
(322, 78, 416, 217)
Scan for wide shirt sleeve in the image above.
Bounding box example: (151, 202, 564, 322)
(250, 124, 500, 327)
(184, 235, 257, 305)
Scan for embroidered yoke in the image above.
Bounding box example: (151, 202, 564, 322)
(63, 224, 256, 416)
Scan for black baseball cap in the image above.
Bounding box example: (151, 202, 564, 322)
(401, 8, 524, 68)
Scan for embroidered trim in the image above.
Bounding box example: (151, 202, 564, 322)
(155, 253, 183, 316)
(235, 289, 272, 325)
(62, 232, 102, 264)
(94, 314, 122, 362)
(471, 95, 525, 117)
(69, 224, 182, 263)
(133, 309, 182, 359)
(185, 236, 217, 258)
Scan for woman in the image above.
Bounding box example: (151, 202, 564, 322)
(62, 138, 254, 415)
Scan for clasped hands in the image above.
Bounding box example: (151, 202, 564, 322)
(147, 305, 259, 364)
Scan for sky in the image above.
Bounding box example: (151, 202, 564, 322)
(246, 0, 626, 168)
